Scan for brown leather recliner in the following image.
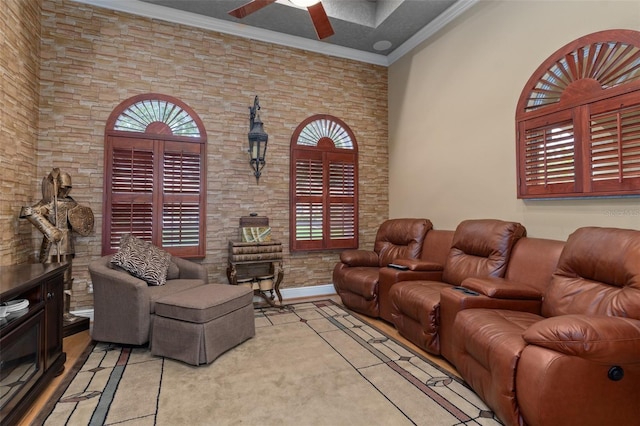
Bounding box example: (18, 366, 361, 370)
(439, 236, 566, 363)
(378, 229, 455, 323)
(447, 227, 640, 426)
(332, 218, 431, 317)
(389, 219, 526, 354)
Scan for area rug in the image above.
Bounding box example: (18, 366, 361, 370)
(40, 300, 500, 425)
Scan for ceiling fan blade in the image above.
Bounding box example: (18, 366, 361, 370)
(228, 0, 277, 19)
(307, 2, 334, 40)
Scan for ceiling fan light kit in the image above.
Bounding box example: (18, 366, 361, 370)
(289, 0, 320, 7)
(229, 0, 334, 40)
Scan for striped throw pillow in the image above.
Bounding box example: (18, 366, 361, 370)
(111, 234, 171, 286)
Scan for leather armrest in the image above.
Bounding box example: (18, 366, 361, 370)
(461, 277, 543, 300)
(523, 315, 640, 364)
(392, 258, 444, 271)
(340, 250, 379, 267)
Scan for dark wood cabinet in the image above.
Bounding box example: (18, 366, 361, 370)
(0, 263, 67, 426)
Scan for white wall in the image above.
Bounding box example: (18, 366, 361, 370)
(388, 0, 640, 240)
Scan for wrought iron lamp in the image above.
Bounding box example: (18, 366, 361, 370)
(248, 96, 268, 183)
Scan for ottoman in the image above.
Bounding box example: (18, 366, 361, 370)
(151, 284, 255, 366)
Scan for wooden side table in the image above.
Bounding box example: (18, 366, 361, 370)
(226, 241, 284, 307)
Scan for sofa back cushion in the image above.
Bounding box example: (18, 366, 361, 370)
(420, 229, 455, 265)
(442, 219, 527, 285)
(542, 227, 640, 319)
(373, 219, 432, 267)
(505, 237, 565, 294)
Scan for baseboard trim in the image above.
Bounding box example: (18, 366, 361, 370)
(280, 283, 336, 300)
(71, 284, 337, 322)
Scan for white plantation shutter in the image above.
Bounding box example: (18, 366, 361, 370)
(290, 115, 358, 251)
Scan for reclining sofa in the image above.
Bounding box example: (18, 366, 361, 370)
(441, 226, 640, 426)
(389, 219, 526, 354)
(333, 220, 640, 426)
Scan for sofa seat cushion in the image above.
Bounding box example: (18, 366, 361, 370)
(453, 308, 542, 426)
(147, 279, 206, 314)
(389, 280, 449, 353)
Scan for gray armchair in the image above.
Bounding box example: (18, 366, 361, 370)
(89, 255, 208, 345)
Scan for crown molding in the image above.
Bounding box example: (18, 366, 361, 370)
(386, 0, 478, 65)
(71, 0, 477, 67)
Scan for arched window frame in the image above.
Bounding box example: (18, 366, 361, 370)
(290, 114, 359, 251)
(516, 29, 640, 199)
(102, 93, 207, 257)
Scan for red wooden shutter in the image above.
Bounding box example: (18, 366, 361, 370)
(105, 137, 155, 251)
(161, 141, 205, 256)
(292, 150, 324, 250)
(327, 152, 356, 248)
(519, 110, 577, 197)
(589, 101, 640, 194)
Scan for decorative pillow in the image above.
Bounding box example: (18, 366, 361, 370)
(110, 234, 171, 286)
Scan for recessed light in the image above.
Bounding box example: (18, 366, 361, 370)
(373, 40, 392, 51)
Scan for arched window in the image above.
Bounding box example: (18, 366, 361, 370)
(290, 115, 358, 251)
(516, 29, 640, 199)
(102, 94, 207, 257)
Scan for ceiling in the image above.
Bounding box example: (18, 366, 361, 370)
(74, 0, 477, 65)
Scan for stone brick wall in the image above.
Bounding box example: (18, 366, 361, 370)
(1, 0, 42, 266)
(19, 0, 388, 310)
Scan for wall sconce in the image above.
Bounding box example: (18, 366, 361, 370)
(248, 96, 268, 183)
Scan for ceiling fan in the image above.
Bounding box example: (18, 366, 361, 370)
(228, 0, 335, 40)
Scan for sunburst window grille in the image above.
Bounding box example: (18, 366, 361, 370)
(525, 41, 640, 112)
(114, 99, 201, 137)
(296, 118, 354, 149)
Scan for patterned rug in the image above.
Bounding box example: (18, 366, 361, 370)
(39, 300, 500, 425)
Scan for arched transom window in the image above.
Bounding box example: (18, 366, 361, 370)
(290, 115, 358, 251)
(103, 94, 207, 257)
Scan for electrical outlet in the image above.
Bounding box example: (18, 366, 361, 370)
(87, 282, 93, 294)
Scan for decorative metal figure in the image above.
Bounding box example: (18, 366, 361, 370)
(20, 168, 94, 329)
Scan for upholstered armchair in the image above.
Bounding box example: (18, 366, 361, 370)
(89, 255, 208, 345)
(333, 218, 432, 317)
